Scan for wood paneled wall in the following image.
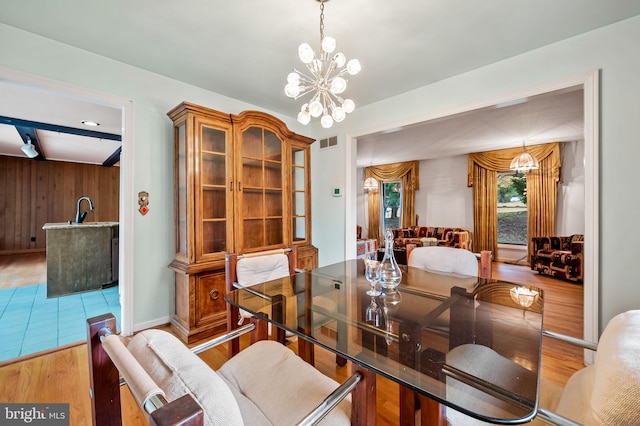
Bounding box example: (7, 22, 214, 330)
(0, 156, 120, 252)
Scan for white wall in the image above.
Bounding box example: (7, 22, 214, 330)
(557, 140, 586, 235)
(417, 155, 473, 229)
(314, 15, 640, 332)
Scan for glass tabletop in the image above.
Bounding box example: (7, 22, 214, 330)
(225, 259, 544, 424)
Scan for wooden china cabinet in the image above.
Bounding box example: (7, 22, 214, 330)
(168, 102, 317, 343)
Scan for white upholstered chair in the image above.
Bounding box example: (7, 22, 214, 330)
(88, 313, 357, 426)
(444, 310, 640, 425)
(535, 309, 640, 425)
(408, 246, 479, 277)
(225, 249, 297, 356)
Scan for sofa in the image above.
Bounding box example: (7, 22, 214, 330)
(530, 234, 583, 283)
(391, 226, 473, 251)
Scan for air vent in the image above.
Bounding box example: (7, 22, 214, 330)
(319, 136, 337, 150)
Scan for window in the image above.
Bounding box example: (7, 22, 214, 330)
(497, 173, 528, 245)
(381, 181, 402, 233)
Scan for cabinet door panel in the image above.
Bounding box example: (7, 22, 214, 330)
(264, 130, 282, 161)
(195, 118, 233, 260)
(243, 219, 264, 248)
(196, 271, 227, 327)
(237, 125, 284, 252)
(291, 144, 310, 244)
(265, 219, 284, 246)
(241, 127, 263, 158)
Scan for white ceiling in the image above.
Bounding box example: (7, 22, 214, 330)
(356, 86, 584, 167)
(0, 79, 122, 165)
(0, 1, 638, 165)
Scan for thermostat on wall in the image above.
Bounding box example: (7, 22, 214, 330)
(332, 187, 343, 197)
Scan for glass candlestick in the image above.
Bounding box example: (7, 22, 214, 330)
(378, 230, 402, 289)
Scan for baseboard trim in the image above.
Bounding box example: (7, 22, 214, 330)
(133, 316, 171, 333)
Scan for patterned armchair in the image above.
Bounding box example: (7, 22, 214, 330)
(531, 234, 584, 283)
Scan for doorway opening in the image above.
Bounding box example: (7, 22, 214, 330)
(0, 68, 133, 362)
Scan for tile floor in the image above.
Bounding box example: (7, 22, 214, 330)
(0, 283, 120, 362)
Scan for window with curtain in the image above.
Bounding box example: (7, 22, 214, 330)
(365, 161, 419, 245)
(382, 181, 402, 232)
(468, 143, 561, 259)
(497, 172, 528, 245)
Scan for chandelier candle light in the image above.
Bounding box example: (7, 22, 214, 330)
(285, 0, 361, 128)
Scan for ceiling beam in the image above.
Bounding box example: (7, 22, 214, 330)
(0, 115, 121, 141)
(102, 147, 121, 167)
(15, 126, 45, 160)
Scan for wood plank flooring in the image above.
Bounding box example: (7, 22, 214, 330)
(0, 251, 46, 289)
(0, 257, 585, 425)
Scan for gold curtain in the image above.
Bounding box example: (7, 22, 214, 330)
(365, 161, 419, 244)
(472, 164, 499, 256)
(468, 143, 561, 258)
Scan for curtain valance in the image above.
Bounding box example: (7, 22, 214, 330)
(467, 143, 561, 187)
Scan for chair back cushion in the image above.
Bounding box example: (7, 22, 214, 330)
(445, 344, 537, 424)
(408, 246, 478, 277)
(236, 253, 290, 287)
(557, 309, 640, 424)
(128, 330, 244, 426)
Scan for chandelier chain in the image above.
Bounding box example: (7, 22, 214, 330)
(319, 0, 325, 43)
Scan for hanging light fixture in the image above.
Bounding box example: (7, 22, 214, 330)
(284, 0, 361, 129)
(21, 135, 39, 159)
(364, 176, 378, 192)
(510, 141, 539, 173)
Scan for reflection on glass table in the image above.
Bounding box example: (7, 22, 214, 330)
(225, 259, 544, 424)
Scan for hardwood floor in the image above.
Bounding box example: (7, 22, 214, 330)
(0, 251, 46, 289)
(0, 257, 584, 425)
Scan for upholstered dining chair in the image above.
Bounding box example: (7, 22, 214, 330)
(408, 246, 480, 277)
(87, 313, 358, 426)
(225, 248, 345, 367)
(225, 248, 297, 357)
(444, 310, 640, 425)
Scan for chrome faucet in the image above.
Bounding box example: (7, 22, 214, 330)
(75, 196, 95, 224)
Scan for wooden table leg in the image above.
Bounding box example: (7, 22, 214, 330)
(298, 337, 315, 365)
(419, 394, 445, 426)
(399, 387, 445, 426)
(350, 363, 376, 426)
(399, 386, 417, 426)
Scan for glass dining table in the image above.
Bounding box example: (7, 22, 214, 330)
(225, 259, 544, 425)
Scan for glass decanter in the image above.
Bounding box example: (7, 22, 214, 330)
(378, 229, 402, 289)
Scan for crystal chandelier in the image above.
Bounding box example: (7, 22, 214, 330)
(363, 177, 378, 192)
(284, 0, 361, 128)
(510, 141, 539, 173)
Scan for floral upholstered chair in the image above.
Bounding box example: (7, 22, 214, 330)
(530, 234, 584, 283)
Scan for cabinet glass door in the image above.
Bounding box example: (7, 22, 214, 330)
(238, 127, 284, 251)
(292, 145, 308, 243)
(176, 123, 187, 258)
(197, 123, 230, 260)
